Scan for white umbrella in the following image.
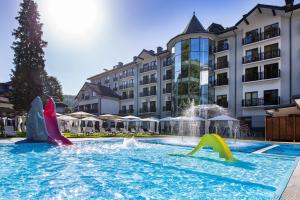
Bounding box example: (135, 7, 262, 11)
(159, 117, 174, 122)
(68, 111, 95, 118)
(98, 114, 120, 120)
(56, 113, 62, 117)
(58, 115, 78, 121)
(141, 117, 159, 122)
(121, 115, 141, 121)
(81, 116, 101, 121)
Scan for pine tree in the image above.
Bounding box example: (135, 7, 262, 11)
(11, 0, 47, 113)
(44, 76, 63, 101)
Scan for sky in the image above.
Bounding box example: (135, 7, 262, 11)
(0, 0, 298, 95)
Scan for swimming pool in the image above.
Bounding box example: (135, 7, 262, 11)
(0, 139, 298, 199)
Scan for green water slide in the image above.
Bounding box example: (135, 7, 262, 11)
(187, 134, 234, 161)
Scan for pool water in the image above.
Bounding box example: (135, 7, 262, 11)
(0, 139, 297, 200)
(265, 143, 300, 156)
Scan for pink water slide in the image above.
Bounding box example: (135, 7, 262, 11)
(44, 98, 73, 145)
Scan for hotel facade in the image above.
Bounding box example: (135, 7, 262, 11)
(76, 2, 300, 131)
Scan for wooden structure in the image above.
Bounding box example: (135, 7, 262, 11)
(265, 95, 300, 141)
(265, 115, 300, 141)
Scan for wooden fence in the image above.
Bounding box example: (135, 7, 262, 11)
(265, 115, 300, 141)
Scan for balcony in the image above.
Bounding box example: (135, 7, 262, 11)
(163, 59, 173, 67)
(163, 74, 172, 80)
(119, 109, 134, 115)
(163, 106, 171, 112)
(140, 65, 157, 73)
(121, 94, 134, 100)
(113, 87, 118, 91)
(104, 79, 110, 84)
(215, 61, 229, 70)
(213, 78, 228, 86)
(119, 71, 134, 79)
(215, 44, 229, 52)
(242, 70, 280, 82)
(242, 97, 280, 107)
(242, 49, 280, 64)
(163, 88, 172, 94)
(216, 101, 228, 108)
(140, 78, 157, 85)
(119, 83, 134, 90)
(113, 77, 118, 82)
(139, 108, 149, 113)
(242, 28, 280, 46)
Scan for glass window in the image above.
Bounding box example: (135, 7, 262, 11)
(245, 67, 259, 81)
(200, 38, 209, 52)
(264, 89, 278, 105)
(200, 51, 209, 67)
(264, 63, 279, 79)
(175, 55, 181, 72)
(175, 42, 181, 56)
(182, 40, 190, 53)
(191, 38, 200, 52)
(200, 70, 209, 85)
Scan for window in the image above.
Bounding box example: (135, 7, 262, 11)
(92, 91, 96, 97)
(150, 101, 156, 112)
(91, 103, 98, 113)
(245, 91, 258, 106)
(216, 72, 228, 85)
(122, 92, 127, 99)
(191, 38, 200, 52)
(122, 106, 126, 112)
(143, 88, 149, 96)
(264, 23, 279, 39)
(245, 67, 259, 82)
(216, 56, 228, 69)
(165, 101, 171, 111)
(129, 105, 133, 113)
(142, 102, 148, 112)
(264, 43, 279, 59)
(150, 86, 156, 95)
(150, 73, 156, 82)
(264, 63, 279, 79)
(166, 83, 172, 93)
(217, 95, 228, 108)
(245, 48, 259, 62)
(216, 39, 228, 52)
(129, 90, 134, 98)
(264, 89, 279, 105)
(244, 29, 259, 44)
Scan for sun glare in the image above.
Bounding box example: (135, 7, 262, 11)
(42, 0, 102, 39)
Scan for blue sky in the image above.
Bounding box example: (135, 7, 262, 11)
(0, 0, 297, 95)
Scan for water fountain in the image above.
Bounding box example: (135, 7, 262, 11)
(174, 100, 239, 143)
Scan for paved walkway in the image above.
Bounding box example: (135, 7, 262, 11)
(281, 159, 300, 200)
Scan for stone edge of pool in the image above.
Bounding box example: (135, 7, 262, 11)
(1, 137, 300, 199)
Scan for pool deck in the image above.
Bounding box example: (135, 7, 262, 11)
(1, 136, 300, 199)
(281, 159, 300, 200)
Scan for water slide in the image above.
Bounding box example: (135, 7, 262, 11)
(187, 134, 234, 161)
(44, 98, 73, 145)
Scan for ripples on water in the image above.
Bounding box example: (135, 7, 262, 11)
(0, 139, 297, 200)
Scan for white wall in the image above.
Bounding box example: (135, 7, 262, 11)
(101, 98, 119, 114)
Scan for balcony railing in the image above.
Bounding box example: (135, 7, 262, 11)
(215, 43, 229, 52)
(113, 87, 118, 91)
(216, 101, 228, 108)
(140, 65, 157, 73)
(213, 78, 228, 86)
(139, 108, 149, 113)
(163, 74, 172, 80)
(119, 83, 134, 90)
(242, 97, 280, 107)
(140, 78, 157, 85)
(163, 106, 171, 112)
(140, 90, 156, 97)
(242, 70, 280, 82)
(215, 61, 229, 70)
(163, 88, 172, 94)
(242, 49, 280, 64)
(119, 72, 134, 79)
(113, 77, 118, 82)
(104, 79, 110, 84)
(119, 109, 134, 115)
(242, 28, 280, 45)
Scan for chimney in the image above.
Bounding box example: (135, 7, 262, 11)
(285, 0, 294, 11)
(149, 50, 155, 55)
(118, 62, 123, 67)
(157, 46, 163, 53)
(133, 56, 137, 61)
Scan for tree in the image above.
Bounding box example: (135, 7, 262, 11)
(44, 76, 63, 101)
(10, 0, 47, 112)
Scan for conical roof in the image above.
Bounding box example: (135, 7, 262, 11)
(183, 13, 207, 34)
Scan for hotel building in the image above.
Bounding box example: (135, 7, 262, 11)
(76, 1, 300, 131)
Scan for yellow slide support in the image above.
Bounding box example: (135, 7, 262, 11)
(186, 134, 234, 161)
